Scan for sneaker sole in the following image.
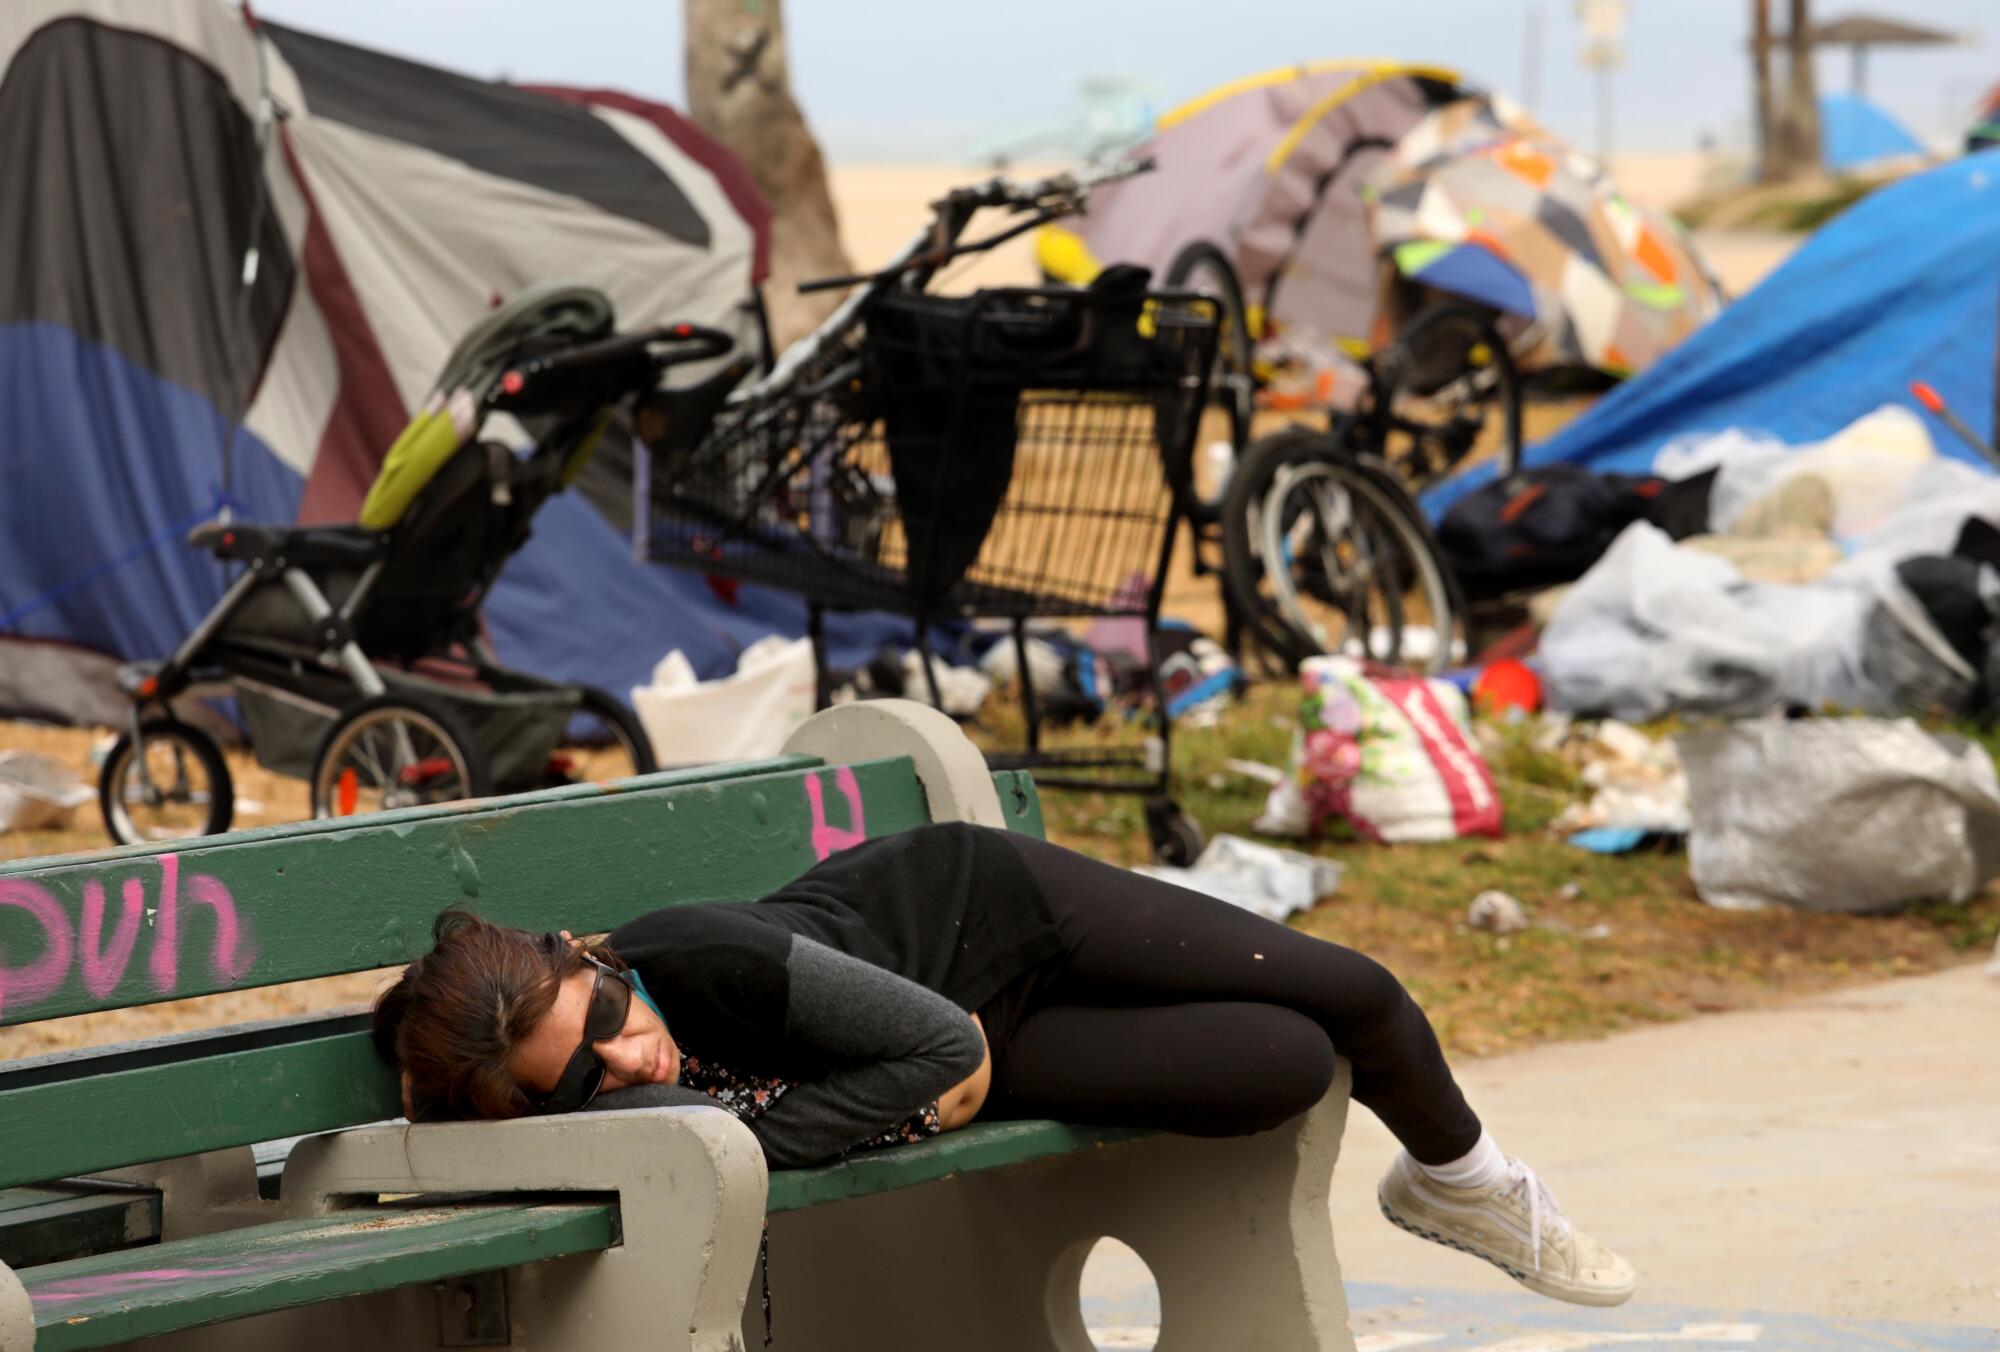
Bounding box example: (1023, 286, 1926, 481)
(1378, 1186, 1634, 1308)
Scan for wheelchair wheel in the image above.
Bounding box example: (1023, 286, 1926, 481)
(1223, 426, 1463, 673)
(547, 686, 658, 785)
(99, 718, 235, 845)
(310, 694, 493, 820)
(1164, 241, 1254, 512)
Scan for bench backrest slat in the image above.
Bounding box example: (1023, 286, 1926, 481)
(0, 757, 930, 1026)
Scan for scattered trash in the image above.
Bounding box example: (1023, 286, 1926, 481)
(1256, 657, 1503, 844)
(1679, 717, 2000, 912)
(1556, 881, 1583, 901)
(1134, 834, 1343, 923)
(631, 636, 815, 765)
(1468, 889, 1529, 934)
(1543, 719, 1690, 851)
(0, 751, 93, 833)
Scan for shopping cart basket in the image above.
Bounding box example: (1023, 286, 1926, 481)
(645, 281, 1219, 861)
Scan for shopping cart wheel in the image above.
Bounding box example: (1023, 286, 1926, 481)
(548, 686, 658, 785)
(310, 694, 493, 820)
(99, 718, 235, 845)
(1146, 799, 1206, 868)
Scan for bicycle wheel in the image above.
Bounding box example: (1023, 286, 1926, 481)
(1368, 302, 1523, 485)
(1164, 241, 1254, 511)
(1223, 427, 1463, 673)
(547, 686, 658, 785)
(310, 694, 493, 819)
(99, 719, 234, 844)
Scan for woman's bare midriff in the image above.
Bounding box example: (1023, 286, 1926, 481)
(937, 1012, 992, 1131)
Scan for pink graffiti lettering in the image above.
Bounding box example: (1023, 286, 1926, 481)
(79, 878, 144, 999)
(0, 854, 253, 1019)
(0, 879, 74, 1019)
(805, 766, 867, 860)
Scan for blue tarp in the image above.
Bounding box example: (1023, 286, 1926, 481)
(1821, 92, 1924, 172)
(1429, 153, 2000, 514)
(0, 323, 922, 706)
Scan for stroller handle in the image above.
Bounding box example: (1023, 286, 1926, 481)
(502, 323, 736, 390)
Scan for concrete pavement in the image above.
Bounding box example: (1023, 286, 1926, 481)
(1080, 963, 2000, 1346)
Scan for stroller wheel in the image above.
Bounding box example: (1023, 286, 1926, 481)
(310, 694, 493, 820)
(545, 686, 658, 787)
(99, 718, 235, 845)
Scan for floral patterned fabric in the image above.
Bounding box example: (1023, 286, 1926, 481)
(1285, 656, 1503, 843)
(676, 1046, 942, 1152)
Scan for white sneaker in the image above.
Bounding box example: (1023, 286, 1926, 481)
(1377, 1150, 1637, 1307)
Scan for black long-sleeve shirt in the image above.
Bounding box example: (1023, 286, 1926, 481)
(590, 823, 1061, 1167)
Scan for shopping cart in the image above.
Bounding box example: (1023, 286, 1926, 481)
(639, 167, 1221, 861)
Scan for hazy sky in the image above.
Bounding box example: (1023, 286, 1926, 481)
(250, 0, 1993, 160)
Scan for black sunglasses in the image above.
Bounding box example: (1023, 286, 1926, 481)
(539, 952, 636, 1114)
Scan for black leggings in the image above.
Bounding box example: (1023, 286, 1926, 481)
(980, 834, 1482, 1165)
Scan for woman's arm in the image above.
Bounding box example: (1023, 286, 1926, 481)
(749, 936, 984, 1169)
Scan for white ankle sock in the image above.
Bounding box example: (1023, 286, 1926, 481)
(1418, 1129, 1510, 1190)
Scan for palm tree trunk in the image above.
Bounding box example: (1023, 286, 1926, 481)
(684, 0, 853, 346)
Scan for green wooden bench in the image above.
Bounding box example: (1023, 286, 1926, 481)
(0, 700, 1355, 1352)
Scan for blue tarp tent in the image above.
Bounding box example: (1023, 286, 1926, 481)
(1821, 92, 1925, 171)
(1433, 153, 2000, 512)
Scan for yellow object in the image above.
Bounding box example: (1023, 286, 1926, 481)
(1264, 65, 1463, 174)
(357, 409, 465, 532)
(1035, 225, 1102, 286)
(1157, 58, 1445, 130)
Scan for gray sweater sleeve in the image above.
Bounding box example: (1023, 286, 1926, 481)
(746, 936, 984, 1168)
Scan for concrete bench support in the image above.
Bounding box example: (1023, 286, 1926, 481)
(244, 1108, 766, 1352)
(747, 1064, 1355, 1352)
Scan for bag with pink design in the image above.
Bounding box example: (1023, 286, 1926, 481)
(1256, 656, 1504, 844)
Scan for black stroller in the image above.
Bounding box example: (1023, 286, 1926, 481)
(98, 286, 734, 844)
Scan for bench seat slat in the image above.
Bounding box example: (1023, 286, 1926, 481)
(23, 1200, 619, 1352)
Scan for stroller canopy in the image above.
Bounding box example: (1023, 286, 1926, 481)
(1042, 61, 1722, 376)
(0, 1, 792, 722)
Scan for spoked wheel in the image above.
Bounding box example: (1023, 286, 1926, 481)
(1164, 241, 1255, 512)
(545, 686, 658, 786)
(1368, 302, 1523, 486)
(99, 718, 235, 844)
(310, 694, 493, 820)
(1223, 426, 1464, 673)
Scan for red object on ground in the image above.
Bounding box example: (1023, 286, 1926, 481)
(1473, 658, 1542, 714)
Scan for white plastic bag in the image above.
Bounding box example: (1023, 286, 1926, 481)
(1679, 718, 2000, 912)
(0, 750, 92, 833)
(631, 636, 817, 765)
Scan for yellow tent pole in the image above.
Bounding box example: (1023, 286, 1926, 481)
(1262, 64, 1466, 174)
(1158, 58, 1404, 130)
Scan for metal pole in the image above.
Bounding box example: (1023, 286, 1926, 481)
(1597, 64, 1613, 163)
(1523, 3, 1544, 113)
(1752, 0, 1776, 182)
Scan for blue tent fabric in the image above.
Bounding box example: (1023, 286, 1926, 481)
(1427, 155, 2000, 517)
(1821, 93, 1924, 172)
(1414, 244, 1539, 319)
(0, 321, 923, 709)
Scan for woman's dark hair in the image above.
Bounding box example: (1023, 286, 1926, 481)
(372, 908, 624, 1122)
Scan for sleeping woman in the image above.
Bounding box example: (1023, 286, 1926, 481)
(374, 821, 1634, 1307)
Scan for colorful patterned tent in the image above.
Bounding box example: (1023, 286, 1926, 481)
(1370, 96, 1724, 375)
(1041, 62, 1721, 379)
